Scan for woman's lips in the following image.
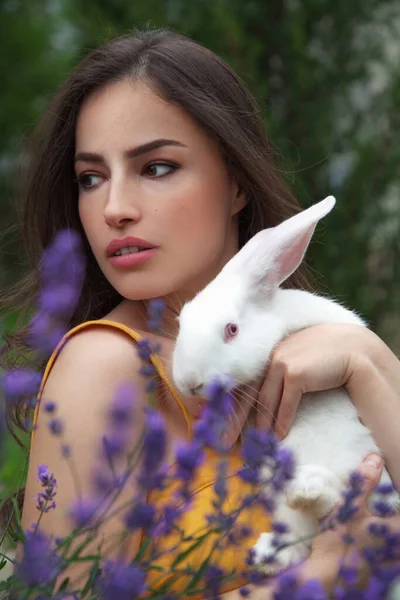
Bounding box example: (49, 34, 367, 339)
(108, 247, 158, 268)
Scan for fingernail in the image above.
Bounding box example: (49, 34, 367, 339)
(363, 454, 382, 469)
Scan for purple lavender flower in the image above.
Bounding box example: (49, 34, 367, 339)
(48, 417, 64, 436)
(241, 427, 279, 470)
(91, 468, 113, 495)
(271, 447, 296, 492)
(125, 500, 156, 531)
(69, 497, 100, 529)
(35, 465, 57, 513)
(206, 375, 235, 418)
(147, 298, 165, 332)
(40, 229, 85, 290)
(175, 440, 205, 483)
(193, 376, 235, 451)
(239, 587, 251, 597)
(153, 503, 184, 537)
(15, 529, 62, 586)
(335, 471, 364, 524)
(238, 426, 290, 490)
(28, 312, 68, 355)
(273, 572, 301, 599)
(372, 495, 397, 517)
(203, 564, 224, 598)
(44, 400, 56, 413)
(108, 382, 136, 426)
(136, 339, 154, 362)
(97, 559, 146, 600)
(214, 459, 228, 503)
(61, 443, 71, 458)
(99, 383, 137, 467)
(102, 431, 129, 459)
(29, 229, 86, 355)
(2, 368, 42, 402)
(39, 285, 81, 317)
(375, 482, 396, 495)
(142, 409, 167, 474)
(295, 579, 328, 599)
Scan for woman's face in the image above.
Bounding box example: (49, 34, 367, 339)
(75, 79, 246, 306)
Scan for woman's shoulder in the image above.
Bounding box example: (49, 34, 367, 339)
(51, 319, 144, 376)
(38, 319, 148, 414)
(50, 299, 149, 372)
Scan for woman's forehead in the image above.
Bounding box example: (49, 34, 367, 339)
(75, 79, 203, 151)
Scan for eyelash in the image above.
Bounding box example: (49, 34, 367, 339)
(75, 161, 179, 190)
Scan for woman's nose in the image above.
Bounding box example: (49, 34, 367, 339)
(104, 177, 142, 227)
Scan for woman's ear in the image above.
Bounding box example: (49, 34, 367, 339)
(230, 178, 247, 216)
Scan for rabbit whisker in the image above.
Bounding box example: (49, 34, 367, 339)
(234, 388, 275, 423)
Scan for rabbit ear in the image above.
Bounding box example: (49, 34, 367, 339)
(225, 195, 336, 293)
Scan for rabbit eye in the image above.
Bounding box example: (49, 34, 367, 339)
(224, 322, 239, 342)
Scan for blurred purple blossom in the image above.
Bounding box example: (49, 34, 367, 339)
(99, 383, 137, 465)
(193, 376, 235, 451)
(125, 500, 156, 531)
(48, 417, 64, 436)
(147, 298, 165, 332)
(97, 559, 146, 600)
(175, 439, 205, 483)
(44, 400, 56, 413)
(2, 368, 42, 403)
(15, 529, 62, 587)
(40, 229, 85, 289)
(203, 564, 224, 598)
(142, 409, 167, 475)
(69, 497, 100, 529)
(108, 382, 136, 426)
(28, 312, 68, 355)
(335, 472, 364, 524)
(28, 228, 86, 355)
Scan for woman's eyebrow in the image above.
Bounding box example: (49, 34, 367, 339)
(74, 138, 187, 164)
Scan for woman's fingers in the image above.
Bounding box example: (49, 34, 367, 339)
(273, 379, 303, 440)
(255, 360, 285, 432)
(319, 454, 384, 532)
(351, 453, 384, 517)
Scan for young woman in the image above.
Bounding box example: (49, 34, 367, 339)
(2, 28, 400, 597)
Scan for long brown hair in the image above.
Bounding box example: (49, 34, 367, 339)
(0, 27, 311, 527)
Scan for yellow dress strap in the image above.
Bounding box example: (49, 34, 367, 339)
(31, 319, 192, 442)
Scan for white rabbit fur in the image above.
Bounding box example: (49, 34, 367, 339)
(172, 195, 399, 573)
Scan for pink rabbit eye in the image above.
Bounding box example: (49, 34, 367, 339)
(224, 322, 239, 342)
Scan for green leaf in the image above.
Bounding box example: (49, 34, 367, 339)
(81, 558, 101, 597)
(182, 555, 210, 593)
(171, 532, 210, 568)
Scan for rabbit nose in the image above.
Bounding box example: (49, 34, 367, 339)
(190, 383, 203, 396)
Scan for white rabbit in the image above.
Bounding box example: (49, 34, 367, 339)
(172, 195, 399, 573)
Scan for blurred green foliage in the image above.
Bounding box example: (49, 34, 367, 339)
(2, 0, 400, 340)
(1, 0, 400, 491)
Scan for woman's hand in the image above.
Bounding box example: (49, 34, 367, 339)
(302, 453, 400, 591)
(225, 324, 400, 472)
(254, 322, 375, 439)
(220, 453, 400, 599)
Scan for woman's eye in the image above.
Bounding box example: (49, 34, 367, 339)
(76, 173, 103, 190)
(144, 162, 177, 178)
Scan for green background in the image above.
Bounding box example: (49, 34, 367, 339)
(1, 0, 400, 505)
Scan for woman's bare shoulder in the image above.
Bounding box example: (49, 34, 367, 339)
(23, 325, 150, 554)
(39, 324, 148, 424)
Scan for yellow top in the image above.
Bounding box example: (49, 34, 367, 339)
(31, 320, 271, 597)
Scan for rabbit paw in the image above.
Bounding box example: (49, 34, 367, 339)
(285, 464, 341, 519)
(252, 532, 307, 575)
